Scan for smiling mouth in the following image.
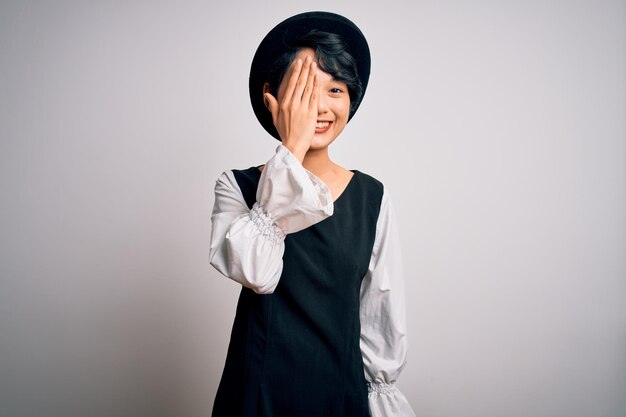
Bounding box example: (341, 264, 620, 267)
(315, 121, 332, 132)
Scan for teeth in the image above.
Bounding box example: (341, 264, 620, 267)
(316, 121, 330, 128)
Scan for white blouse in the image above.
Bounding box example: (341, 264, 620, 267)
(209, 144, 416, 417)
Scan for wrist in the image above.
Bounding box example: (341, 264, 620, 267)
(282, 140, 308, 162)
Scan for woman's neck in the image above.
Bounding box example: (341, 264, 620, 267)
(302, 146, 354, 201)
(302, 147, 335, 177)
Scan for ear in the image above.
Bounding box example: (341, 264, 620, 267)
(262, 82, 276, 111)
(262, 82, 279, 125)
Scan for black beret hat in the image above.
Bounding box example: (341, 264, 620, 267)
(249, 11, 371, 140)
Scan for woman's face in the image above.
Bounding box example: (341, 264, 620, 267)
(276, 48, 351, 150)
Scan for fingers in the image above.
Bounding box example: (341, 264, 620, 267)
(308, 70, 319, 112)
(283, 56, 316, 105)
(293, 56, 317, 104)
(281, 58, 303, 105)
(293, 55, 313, 103)
(302, 61, 317, 106)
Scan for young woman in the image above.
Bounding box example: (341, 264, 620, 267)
(209, 11, 416, 417)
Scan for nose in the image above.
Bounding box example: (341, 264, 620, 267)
(317, 91, 329, 115)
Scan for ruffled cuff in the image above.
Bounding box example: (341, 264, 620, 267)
(249, 202, 286, 243)
(367, 382, 416, 417)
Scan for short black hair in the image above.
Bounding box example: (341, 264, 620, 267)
(266, 30, 363, 116)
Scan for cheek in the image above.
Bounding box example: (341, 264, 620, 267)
(337, 99, 351, 121)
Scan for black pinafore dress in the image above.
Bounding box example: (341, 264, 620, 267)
(212, 167, 383, 417)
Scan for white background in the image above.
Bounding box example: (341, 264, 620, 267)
(1, 1, 624, 416)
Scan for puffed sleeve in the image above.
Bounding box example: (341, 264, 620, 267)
(209, 144, 333, 294)
(360, 190, 417, 417)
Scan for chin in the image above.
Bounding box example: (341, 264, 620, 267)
(311, 126, 347, 149)
(310, 134, 338, 150)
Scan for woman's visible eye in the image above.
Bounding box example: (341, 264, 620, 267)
(329, 87, 344, 94)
